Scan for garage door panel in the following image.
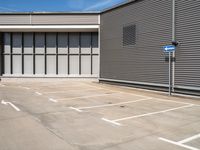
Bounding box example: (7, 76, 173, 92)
(13, 55, 22, 74)
(35, 33, 45, 54)
(35, 55, 45, 74)
(81, 33, 91, 54)
(4, 55, 10, 74)
(92, 33, 99, 54)
(58, 33, 68, 54)
(69, 55, 79, 74)
(69, 33, 79, 54)
(12, 33, 22, 54)
(47, 55, 56, 74)
(46, 33, 56, 54)
(3, 32, 99, 77)
(24, 33, 33, 54)
(81, 55, 91, 74)
(4, 33, 10, 53)
(92, 55, 99, 74)
(24, 55, 33, 74)
(58, 55, 68, 75)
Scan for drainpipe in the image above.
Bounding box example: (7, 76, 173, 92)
(172, 0, 176, 92)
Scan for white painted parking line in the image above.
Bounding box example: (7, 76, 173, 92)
(44, 91, 67, 94)
(102, 104, 195, 126)
(18, 86, 30, 90)
(0, 84, 5, 87)
(70, 97, 152, 112)
(48, 98, 58, 103)
(179, 133, 200, 144)
(159, 137, 200, 150)
(1, 100, 21, 112)
(102, 118, 122, 126)
(56, 93, 116, 101)
(154, 98, 195, 106)
(69, 107, 83, 112)
(112, 104, 194, 122)
(43, 88, 100, 94)
(35, 92, 42, 96)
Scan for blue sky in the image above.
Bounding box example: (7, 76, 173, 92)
(0, 0, 127, 12)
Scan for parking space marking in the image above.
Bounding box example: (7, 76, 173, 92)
(102, 118, 122, 126)
(55, 93, 116, 101)
(0, 84, 5, 87)
(69, 97, 152, 112)
(179, 133, 200, 144)
(102, 104, 195, 126)
(69, 107, 83, 112)
(1, 100, 21, 112)
(113, 104, 194, 122)
(35, 92, 42, 96)
(43, 88, 102, 94)
(159, 137, 200, 150)
(48, 98, 58, 103)
(18, 86, 30, 90)
(154, 98, 195, 106)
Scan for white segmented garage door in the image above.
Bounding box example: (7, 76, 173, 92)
(3, 32, 99, 77)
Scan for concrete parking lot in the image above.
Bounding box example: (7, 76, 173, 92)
(0, 79, 200, 150)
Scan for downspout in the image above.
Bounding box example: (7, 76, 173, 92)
(98, 14, 101, 79)
(172, 0, 176, 92)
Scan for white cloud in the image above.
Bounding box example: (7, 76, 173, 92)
(0, 6, 17, 12)
(84, 0, 114, 11)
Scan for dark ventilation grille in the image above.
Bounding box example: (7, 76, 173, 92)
(123, 24, 136, 46)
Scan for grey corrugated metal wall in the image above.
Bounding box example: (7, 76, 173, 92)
(175, 1, 200, 93)
(0, 33, 3, 76)
(3, 32, 99, 77)
(0, 14, 99, 25)
(100, 0, 172, 88)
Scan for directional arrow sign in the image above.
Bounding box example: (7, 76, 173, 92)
(163, 45, 176, 52)
(1, 100, 20, 111)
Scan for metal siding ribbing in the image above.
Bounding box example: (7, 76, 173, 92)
(0, 15, 30, 24)
(100, 0, 172, 86)
(0, 14, 99, 25)
(31, 15, 99, 25)
(0, 33, 3, 75)
(175, 1, 200, 91)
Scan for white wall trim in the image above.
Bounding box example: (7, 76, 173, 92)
(0, 25, 99, 32)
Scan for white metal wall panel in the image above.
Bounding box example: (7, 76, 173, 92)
(13, 55, 22, 74)
(58, 55, 68, 75)
(47, 55, 56, 74)
(4, 55, 10, 74)
(12, 33, 22, 54)
(58, 33, 68, 54)
(4, 33, 10, 53)
(24, 55, 33, 74)
(46, 33, 56, 54)
(69, 55, 79, 74)
(81, 33, 91, 54)
(35, 33, 45, 54)
(92, 33, 99, 54)
(92, 55, 99, 74)
(69, 33, 79, 54)
(35, 55, 45, 74)
(24, 33, 33, 54)
(81, 56, 91, 74)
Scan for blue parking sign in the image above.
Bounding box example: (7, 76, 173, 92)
(163, 45, 176, 52)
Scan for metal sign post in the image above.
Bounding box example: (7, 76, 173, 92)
(169, 52, 171, 95)
(163, 45, 176, 96)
